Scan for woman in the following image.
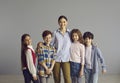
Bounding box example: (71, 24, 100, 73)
(52, 15, 71, 83)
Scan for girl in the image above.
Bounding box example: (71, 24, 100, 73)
(70, 29, 85, 83)
(83, 31, 106, 83)
(36, 30, 56, 83)
(51, 15, 71, 83)
(21, 34, 38, 83)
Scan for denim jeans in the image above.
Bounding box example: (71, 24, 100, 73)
(70, 62, 82, 83)
(84, 68, 98, 83)
(23, 69, 39, 83)
(39, 77, 49, 83)
(71, 76, 82, 83)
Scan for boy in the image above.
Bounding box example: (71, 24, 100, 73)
(83, 31, 106, 83)
(36, 30, 56, 83)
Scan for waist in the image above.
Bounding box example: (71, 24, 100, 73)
(22, 67, 27, 70)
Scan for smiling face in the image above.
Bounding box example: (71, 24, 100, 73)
(43, 34, 52, 45)
(58, 18, 68, 29)
(72, 33, 79, 42)
(84, 37, 93, 46)
(24, 35, 32, 46)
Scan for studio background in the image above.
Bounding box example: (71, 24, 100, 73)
(0, 0, 120, 75)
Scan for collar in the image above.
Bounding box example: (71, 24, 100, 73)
(57, 28, 70, 33)
(27, 45, 34, 51)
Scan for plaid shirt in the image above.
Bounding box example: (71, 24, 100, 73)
(37, 43, 56, 77)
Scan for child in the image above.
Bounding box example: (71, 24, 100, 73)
(83, 31, 106, 83)
(36, 30, 56, 83)
(70, 29, 85, 83)
(21, 34, 38, 83)
(35, 42, 43, 54)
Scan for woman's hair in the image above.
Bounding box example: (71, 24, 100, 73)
(58, 15, 68, 22)
(83, 31, 94, 39)
(70, 29, 84, 44)
(21, 34, 30, 56)
(42, 30, 52, 38)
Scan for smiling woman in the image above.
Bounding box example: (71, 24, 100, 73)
(51, 15, 72, 83)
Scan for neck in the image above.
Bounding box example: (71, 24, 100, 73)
(73, 41, 79, 43)
(59, 28, 66, 35)
(86, 44, 92, 47)
(46, 43, 50, 46)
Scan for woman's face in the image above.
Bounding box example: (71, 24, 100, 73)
(24, 36, 32, 46)
(58, 18, 68, 29)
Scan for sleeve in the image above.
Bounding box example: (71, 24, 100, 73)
(81, 45, 85, 65)
(26, 49, 37, 77)
(51, 31, 56, 46)
(97, 48, 106, 70)
(38, 54, 44, 63)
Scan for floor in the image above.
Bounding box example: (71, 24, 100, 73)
(0, 74, 120, 83)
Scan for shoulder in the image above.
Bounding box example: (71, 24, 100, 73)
(92, 45, 101, 53)
(49, 45, 55, 51)
(53, 29, 59, 34)
(79, 43, 85, 50)
(75, 42, 84, 47)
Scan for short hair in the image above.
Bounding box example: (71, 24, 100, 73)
(42, 30, 52, 38)
(58, 15, 68, 22)
(83, 31, 94, 39)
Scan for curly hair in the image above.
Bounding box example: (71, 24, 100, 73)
(70, 29, 84, 44)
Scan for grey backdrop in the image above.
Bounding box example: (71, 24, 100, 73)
(0, 0, 120, 75)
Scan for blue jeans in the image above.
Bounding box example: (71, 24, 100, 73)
(70, 62, 82, 83)
(23, 69, 39, 83)
(84, 68, 98, 83)
(39, 77, 49, 83)
(71, 76, 82, 83)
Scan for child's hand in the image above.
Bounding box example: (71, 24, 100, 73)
(102, 69, 106, 74)
(79, 71, 84, 77)
(46, 69, 52, 75)
(33, 76, 38, 80)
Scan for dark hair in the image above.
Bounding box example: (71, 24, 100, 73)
(58, 15, 68, 22)
(21, 33, 30, 53)
(21, 34, 30, 68)
(42, 30, 52, 38)
(70, 29, 84, 44)
(83, 31, 94, 39)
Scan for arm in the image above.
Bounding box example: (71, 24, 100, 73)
(51, 31, 56, 46)
(38, 53, 48, 71)
(97, 48, 107, 74)
(48, 50, 56, 74)
(26, 49, 37, 78)
(39, 61, 48, 71)
(50, 60, 55, 70)
(79, 45, 85, 77)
